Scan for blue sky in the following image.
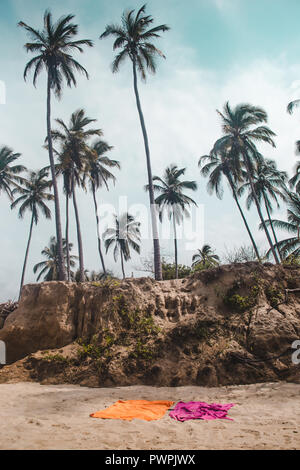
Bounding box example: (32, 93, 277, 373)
(1, 0, 300, 300)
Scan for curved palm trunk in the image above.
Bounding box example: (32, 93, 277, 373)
(242, 152, 280, 264)
(120, 249, 126, 279)
(173, 210, 178, 279)
(47, 74, 66, 281)
(227, 173, 261, 261)
(65, 194, 71, 281)
(263, 193, 282, 262)
(72, 180, 85, 282)
(19, 212, 34, 300)
(92, 183, 107, 275)
(132, 58, 162, 281)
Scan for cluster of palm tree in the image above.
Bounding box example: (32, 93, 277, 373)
(0, 5, 168, 296)
(14, 5, 170, 286)
(3, 5, 300, 298)
(48, 108, 121, 282)
(199, 102, 293, 264)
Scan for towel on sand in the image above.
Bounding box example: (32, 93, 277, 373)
(169, 401, 235, 421)
(90, 400, 174, 421)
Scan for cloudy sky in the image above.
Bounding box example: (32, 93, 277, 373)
(1, 0, 300, 301)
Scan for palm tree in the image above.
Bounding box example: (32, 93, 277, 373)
(85, 140, 120, 276)
(103, 213, 141, 279)
(211, 102, 280, 264)
(199, 147, 261, 260)
(238, 159, 288, 261)
(11, 168, 54, 299)
(146, 164, 197, 279)
(73, 269, 116, 282)
(261, 192, 300, 260)
(100, 4, 170, 281)
(51, 109, 102, 282)
(0, 146, 26, 199)
(19, 10, 93, 280)
(52, 153, 73, 281)
(287, 100, 300, 192)
(33, 236, 77, 281)
(86, 270, 115, 281)
(289, 161, 300, 194)
(192, 244, 220, 269)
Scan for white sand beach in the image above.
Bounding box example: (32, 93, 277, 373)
(0, 381, 299, 450)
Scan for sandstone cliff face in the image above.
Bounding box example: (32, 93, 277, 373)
(0, 263, 300, 387)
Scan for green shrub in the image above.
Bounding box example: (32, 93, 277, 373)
(42, 353, 69, 363)
(265, 286, 284, 307)
(77, 335, 103, 360)
(224, 293, 255, 313)
(162, 261, 192, 280)
(223, 281, 259, 313)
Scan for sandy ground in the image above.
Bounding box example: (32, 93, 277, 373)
(0, 381, 299, 450)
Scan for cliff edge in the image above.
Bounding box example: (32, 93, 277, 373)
(1, 262, 299, 387)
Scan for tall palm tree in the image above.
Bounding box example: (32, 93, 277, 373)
(85, 139, 120, 276)
(0, 146, 26, 199)
(103, 213, 141, 279)
(261, 192, 300, 260)
(289, 161, 300, 194)
(146, 164, 197, 279)
(11, 169, 54, 298)
(33, 236, 77, 281)
(192, 244, 220, 269)
(51, 109, 102, 282)
(100, 4, 170, 281)
(52, 152, 73, 281)
(19, 10, 93, 280)
(287, 100, 300, 193)
(199, 147, 261, 260)
(211, 102, 280, 264)
(238, 159, 288, 261)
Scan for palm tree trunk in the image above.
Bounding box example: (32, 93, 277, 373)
(242, 152, 280, 264)
(132, 58, 162, 281)
(47, 73, 66, 281)
(92, 183, 107, 275)
(19, 212, 34, 300)
(65, 194, 71, 281)
(263, 193, 282, 262)
(72, 179, 85, 282)
(120, 249, 126, 279)
(173, 210, 178, 278)
(227, 173, 261, 261)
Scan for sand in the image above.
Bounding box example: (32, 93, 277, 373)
(0, 381, 299, 450)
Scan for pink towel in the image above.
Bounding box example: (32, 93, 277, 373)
(169, 401, 235, 421)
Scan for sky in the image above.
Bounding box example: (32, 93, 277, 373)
(1, 0, 300, 301)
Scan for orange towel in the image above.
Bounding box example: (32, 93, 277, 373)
(90, 400, 174, 421)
